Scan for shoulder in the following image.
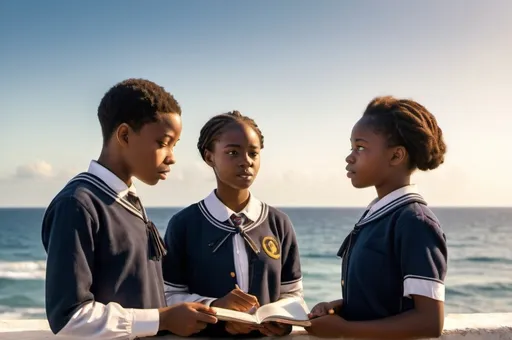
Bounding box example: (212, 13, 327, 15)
(45, 179, 102, 221)
(42, 181, 102, 246)
(265, 205, 293, 225)
(263, 205, 298, 239)
(168, 203, 201, 223)
(397, 203, 441, 228)
(165, 203, 203, 235)
(395, 203, 444, 240)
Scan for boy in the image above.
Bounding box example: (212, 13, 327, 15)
(41, 79, 217, 339)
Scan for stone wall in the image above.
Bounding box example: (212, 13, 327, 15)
(1, 313, 512, 340)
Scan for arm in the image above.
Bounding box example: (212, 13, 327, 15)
(161, 215, 217, 306)
(259, 216, 304, 337)
(163, 283, 217, 306)
(278, 216, 304, 302)
(42, 197, 158, 339)
(307, 210, 447, 339)
(308, 299, 344, 319)
(307, 296, 443, 339)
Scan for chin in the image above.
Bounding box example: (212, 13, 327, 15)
(138, 177, 160, 186)
(219, 176, 255, 190)
(230, 183, 252, 190)
(225, 180, 253, 191)
(350, 178, 371, 189)
(239, 179, 256, 189)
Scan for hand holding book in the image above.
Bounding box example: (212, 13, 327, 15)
(211, 284, 261, 335)
(308, 299, 343, 319)
(211, 284, 260, 311)
(212, 297, 311, 327)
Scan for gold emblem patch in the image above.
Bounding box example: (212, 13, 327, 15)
(262, 236, 280, 259)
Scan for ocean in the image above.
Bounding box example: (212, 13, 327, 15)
(0, 207, 511, 320)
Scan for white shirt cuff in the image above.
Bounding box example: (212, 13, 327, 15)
(200, 298, 217, 307)
(131, 308, 160, 337)
(403, 276, 445, 301)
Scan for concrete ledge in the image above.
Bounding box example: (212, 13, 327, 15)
(1, 313, 512, 339)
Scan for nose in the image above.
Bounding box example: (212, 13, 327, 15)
(345, 152, 355, 164)
(239, 153, 252, 168)
(164, 151, 176, 165)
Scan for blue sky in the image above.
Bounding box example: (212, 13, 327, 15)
(0, 0, 510, 207)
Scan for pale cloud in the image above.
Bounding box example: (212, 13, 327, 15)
(1, 159, 506, 207)
(6, 161, 80, 182)
(168, 161, 215, 183)
(252, 166, 375, 207)
(15, 161, 55, 179)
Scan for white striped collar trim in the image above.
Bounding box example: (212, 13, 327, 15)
(68, 172, 147, 222)
(198, 199, 269, 233)
(366, 184, 419, 218)
(356, 192, 426, 227)
(203, 190, 262, 222)
(87, 160, 136, 197)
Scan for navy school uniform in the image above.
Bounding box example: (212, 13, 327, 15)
(337, 185, 448, 321)
(41, 161, 166, 339)
(162, 190, 304, 337)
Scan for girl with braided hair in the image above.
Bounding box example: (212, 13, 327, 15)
(161, 111, 305, 337)
(306, 96, 448, 339)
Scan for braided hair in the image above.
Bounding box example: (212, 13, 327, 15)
(363, 96, 447, 171)
(197, 111, 264, 161)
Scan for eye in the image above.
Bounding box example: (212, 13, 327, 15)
(250, 152, 259, 157)
(157, 141, 168, 147)
(350, 145, 365, 152)
(227, 150, 238, 156)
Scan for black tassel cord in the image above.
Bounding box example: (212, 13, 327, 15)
(147, 221, 167, 261)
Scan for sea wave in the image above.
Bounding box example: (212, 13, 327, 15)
(0, 261, 46, 280)
(301, 253, 335, 259)
(0, 306, 45, 319)
(462, 256, 512, 265)
(446, 282, 512, 297)
(0, 295, 40, 308)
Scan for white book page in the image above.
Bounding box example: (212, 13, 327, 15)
(255, 298, 309, 323)
(211, 298, 310, 326)
(211, 307, 258, 324)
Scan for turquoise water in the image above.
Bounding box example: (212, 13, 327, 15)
(0, 207, 511, 319)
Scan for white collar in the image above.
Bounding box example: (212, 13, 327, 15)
(366, 184, 419, 218)
(87, 160, 136, 197)
(203, 190, 262, 222)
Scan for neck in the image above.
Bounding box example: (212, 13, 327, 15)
(375, 174, 411, 199)
(97, 148, 132, 186)
(215, 183, 250, 213)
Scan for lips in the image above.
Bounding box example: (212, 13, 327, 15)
(237, 173, 253, 179)
(345, 167, 355, 178)
(158, 169, 170, 179)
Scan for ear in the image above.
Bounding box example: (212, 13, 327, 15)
(115, 123, 131, 148)
(204, 149, 215, 168)
(389, 146, 407, 167)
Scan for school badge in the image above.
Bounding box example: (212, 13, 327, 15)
(262, 236, 280, 259)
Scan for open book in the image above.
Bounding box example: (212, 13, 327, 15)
(211, 297, 311, 327)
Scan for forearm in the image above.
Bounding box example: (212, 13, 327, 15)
(278, 289, 303, 301)
(342, 309, 443, 339)
(279, 277, 304, 300)
(164, 282, 216, 306)
(330, 299, 343, 305)
(165, 292, 217, 306)
(57, 301, 159, 340)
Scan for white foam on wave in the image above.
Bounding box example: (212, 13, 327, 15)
(0, 261, 46, 280)
(0, 306, 46, 319)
